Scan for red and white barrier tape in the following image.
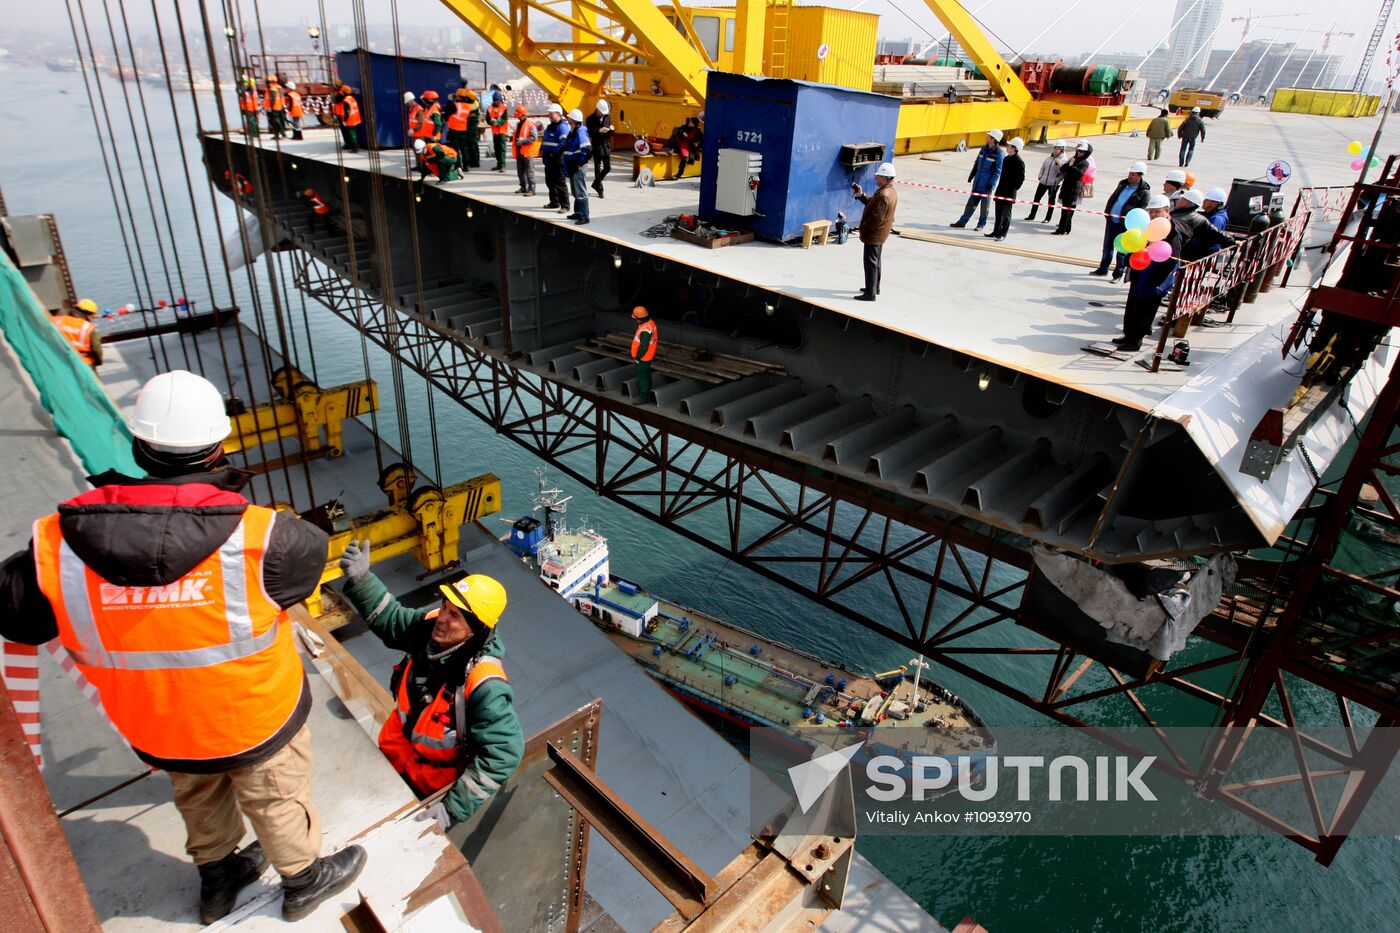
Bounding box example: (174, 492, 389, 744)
(894, 178, 1128, 220)
(2, 638, 126, 770)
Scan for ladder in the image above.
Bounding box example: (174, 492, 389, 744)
(768, 0, 793, 79)
(1354, 0, 1397, 91)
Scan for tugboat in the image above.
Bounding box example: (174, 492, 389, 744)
(503, 472, 996, 772)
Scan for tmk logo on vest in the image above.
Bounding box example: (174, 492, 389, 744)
(99, 573, 215, 608)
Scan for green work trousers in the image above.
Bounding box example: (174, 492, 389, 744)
(446, 130, 474, 171)
(242, 112, 259, 138)
(635, 361, 652, 402)
(493, 133, 508, 171)
(465, 116, 481, 167)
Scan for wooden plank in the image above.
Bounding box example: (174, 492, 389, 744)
(593, 333, 785, 376)
(576, 344, 726, 384)
(895, 228, 1099, 268)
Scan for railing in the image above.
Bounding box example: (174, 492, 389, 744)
(1148, 212, 1312, 372)
(246, 53, 334, 89)
(1293, 185, 1354, 222)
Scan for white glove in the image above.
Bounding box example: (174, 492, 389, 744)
(339, 539, 371, 583)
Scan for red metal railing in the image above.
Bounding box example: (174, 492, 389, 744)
(1293, 185, 1353, 222)
(1148, 212, 1312, 372)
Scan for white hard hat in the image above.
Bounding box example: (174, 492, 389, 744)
(875, 162, 896, 178)
(596, 100, 610, 115)
(1191, 106, 1201, 113)
(413, 138, 425, 152)
(1146, 194, 1171, 210)
(128, 370, 231, 451)
(987, 129, 1004, 142)
(403, 91, 415, 103)
(1180, 188, 1204, 207)
(547, 102, 564, 115)
(1205, 187, 1227, 203)
(1165, 169, 1186, 185)
(1075, 141, 1090, 151)
(1050, 140, 1064, 150)
(1007, 137, 1025, 150)
(567, 108, 584, 122)
(1129, 161, 1147, 174)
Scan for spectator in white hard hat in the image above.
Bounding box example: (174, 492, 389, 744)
(1175, 188, 1235, 261)
(1163, 169, 1187, 202)
(1053, 141, 1093, 236)
(1092, 160, 1151, 282)
(1114, 194, 1180, 352)
(562, 108, 592, 225)
(852, 162, 899, 301)
(951, 129, 1004, 230)
(1177, 107, 1206, 167)
(541, 103, 571, 214)
(1025, 141, 1067, 224)
(988, 137, 1025, 241)
(1202, 187, 1229, 231)
(586, 100, 613, 199)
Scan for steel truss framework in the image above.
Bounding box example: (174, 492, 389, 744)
(289, 242, 1396, 864)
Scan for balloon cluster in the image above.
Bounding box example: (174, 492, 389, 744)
(1114, 208, 1172, 270)
(1347, 140, 1380, 171)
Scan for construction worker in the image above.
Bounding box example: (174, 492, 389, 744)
(630, 305, 658, 400)
(0, 370, 366, 923)
(336, 541, 523, 827)
(1025, 141, 1066, 223)
(404, 91, 422, 144)
(851, 163, 898, 301)
(460, 86, 482, 169)
(950, 129, 1003, 230)
(264, 77, 286, 139)
(586, 100, 613, 198)
(446, 88, 478, 172)
(1145, 108, 1171, 161)
(1163, 168, 1186, 203)
(238, 77, 260, 138)
(1174, 188, 1235, 262)
(53, 297, 103, 369)
(415, 89, 443, 142)
(1202, 187, 1230, 231)
(301, 187, 333, 233)
(988, 136, 1025, 241)
(486, 94, 510, 172)
(1091, 161, 1150, 282)
(1177, 106, 1206, 167)
(333, 84, 362, 152)
(286, 81, 305, 140)
(223, 169, 253, 199)
(563, 108, 592, 225)
(1115, 194, 1180, 352)
(413, 138, 460, 183)
(541, 103, 570, 215)
(512, 105, 540, 196)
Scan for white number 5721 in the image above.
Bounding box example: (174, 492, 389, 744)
(735, 130, 763, 144)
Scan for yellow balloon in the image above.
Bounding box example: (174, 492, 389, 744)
(1348, 140, 1364, 155)
(1120, 228, 1147, 253)
(1144, 217, 1172, 243)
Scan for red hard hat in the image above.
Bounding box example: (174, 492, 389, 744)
(421, 90, 439, 100)
(631, 306, 649, 320)
(515, 105, 527, 117)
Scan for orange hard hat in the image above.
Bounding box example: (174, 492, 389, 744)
(631, 306, 649, 320)
(302, 187, 316, 196)
(1184, 172, 1196, 188)
(421, 89, 439, 100)
(515, 105, 527, 117)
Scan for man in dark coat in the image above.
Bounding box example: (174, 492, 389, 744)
(987, 137, 1025, 241)
(853, 162, 899, 301)
(1092, 161, 1150, 281)
(1178, 107, 1206, 166)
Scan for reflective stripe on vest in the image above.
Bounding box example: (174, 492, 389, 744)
(308, 193, 329, 214)
(488, 103, 509, 134)
(264, 88, 283, 111)
(240, 91, 258, 113)
(342, 96, 361, 126)
(393, 655, 507, 750)
(447, 101, 473, 131)
(631, 320, 658, 362)
(407, 104, 423, 135)
(55, 315, 94, 362)
(414, 104, 440, 138)
(513, 119, 541, 158)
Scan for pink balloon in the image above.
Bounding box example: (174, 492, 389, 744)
(1351, 159, 1365, 170)
(1129, 250, 1152, 270)
(1145, 217, 1172, 242)
(1147, 240, 1173, 262)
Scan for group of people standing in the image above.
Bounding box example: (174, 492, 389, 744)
(238, 75, 307, 141)
(949, 130, 1099, 239)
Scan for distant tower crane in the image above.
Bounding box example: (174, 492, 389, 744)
(1355, 0, 1398, 90)
(1230, 9, 1307, 40)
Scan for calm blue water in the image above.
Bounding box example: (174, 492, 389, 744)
(4, 62, 1397, 932)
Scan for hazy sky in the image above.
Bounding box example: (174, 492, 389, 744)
(8, 0, 1396, 78)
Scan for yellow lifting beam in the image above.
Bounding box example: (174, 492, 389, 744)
(224, 365, 378, 458)
(304, 463, 502, 616)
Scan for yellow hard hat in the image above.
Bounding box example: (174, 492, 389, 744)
(75, 298, 99, 315)
(439, 574, 508, 627)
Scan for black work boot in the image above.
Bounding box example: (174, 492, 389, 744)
(280, 845, 367, 921)
(198, 842, 268, 924)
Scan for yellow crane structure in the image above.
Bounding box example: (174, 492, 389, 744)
(434, 0, 1160, 153)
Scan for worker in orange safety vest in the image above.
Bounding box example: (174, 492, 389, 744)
(332, 83, 361, 151)
(263, 77, 286, 138)
(404, 91, 422, 146)
(414, 89, 443, 141)
(0, 370, 367, 923)
(486, 95, 509, 172)
(445, 88, 478, 172)
(511, 106, 540, 196)
(238, 77, 260, 138)
(53, 297, 103, 369)
(337, 542, 523, 828)
(285, 82, 305, 140)
(630, 305, 658, 401)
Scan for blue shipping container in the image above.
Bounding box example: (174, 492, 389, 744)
(334, 49, 463, 150)
(699, 73, 901, 242)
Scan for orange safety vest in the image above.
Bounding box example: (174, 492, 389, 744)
(286, 89, 304, 118)
(414, 103, 441, 138)
(239, 90, 259, 113)
(32, 501, 304, 767)
(307, 191, 330, 214)
(377, 640, 508, 795)
(55, 314, 96, 364)
(263, 86, 284, 111)
(446, 100, 475, 132)
(407, 103, 424, 136)
(513, 117, 541, 158)
(631, 319, 658, 362)
(487, 102, 509, 135)
(336, 94, 362, 127)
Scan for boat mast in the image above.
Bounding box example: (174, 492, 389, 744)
(907, 655, 928, 708)
(533, 468, 572, 542)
